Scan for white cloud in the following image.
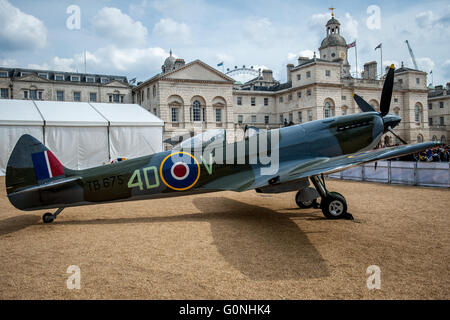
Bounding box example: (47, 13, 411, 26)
(0, 0, 47, 51)
(152, 18, 192, 43)
(93, 7, 148, 47)
(242, 17, 276, 47)
(416, 57, 435, 73)
(415, 11, 434, 28)
(0, 58, 17, 67)
(342, 13, 358, 41)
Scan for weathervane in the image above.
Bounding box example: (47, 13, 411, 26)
(329, 7, 335, 17)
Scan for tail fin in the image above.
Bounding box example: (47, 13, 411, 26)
(6, 134, 66, 195)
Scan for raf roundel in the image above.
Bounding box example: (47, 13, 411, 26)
(160, 152, 200, 191)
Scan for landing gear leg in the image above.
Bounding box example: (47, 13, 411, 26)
(42, 207, 64, 223)
(310, 176, 353, 220)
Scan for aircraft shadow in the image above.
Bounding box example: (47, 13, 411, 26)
(0, 214, 40, 236)
(192, 197, 329, 280)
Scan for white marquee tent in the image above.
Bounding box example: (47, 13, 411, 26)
(0, 100, 164, 175)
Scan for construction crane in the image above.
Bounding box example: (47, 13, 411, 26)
(405, 40, 419, 70)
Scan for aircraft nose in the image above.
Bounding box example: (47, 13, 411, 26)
(383, 114, 401, 130)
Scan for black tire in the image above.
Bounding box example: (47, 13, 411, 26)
(295, 190, 318, 209)
(321, 192, 347, 219)
(42, 212, 54, 223)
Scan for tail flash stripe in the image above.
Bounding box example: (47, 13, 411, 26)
(44, 150, 52, 178)
(46, 150, 64, 177)
(31, 150, 64, 182)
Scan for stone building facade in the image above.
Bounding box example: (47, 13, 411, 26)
(133, 53, 235, 144)
(427, 83, 450, 144)
(0, 68, 131, 104)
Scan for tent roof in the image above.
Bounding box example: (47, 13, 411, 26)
(91, 103, 164, 127)
(0, 100, 44, 126)
(34, 101, 108, 126)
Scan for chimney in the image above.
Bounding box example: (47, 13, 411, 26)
(297, 56, 309, 65)
(286, 64, 294, 82)
(262, 69, 273, 82)
(363, 61, 377, 80)
(446, 82, 450, 94)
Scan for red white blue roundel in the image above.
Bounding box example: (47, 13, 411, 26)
(160, 152, 200, 191)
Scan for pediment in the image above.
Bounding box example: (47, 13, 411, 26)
(102, 80, 130, 88)
(17, 74, 49, 82)
(162, 60, 234, 83)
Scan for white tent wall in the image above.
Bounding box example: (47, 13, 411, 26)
(109, 126, 163, 160)
(45, 126, 109, 170)
(0, 126, 44, 175)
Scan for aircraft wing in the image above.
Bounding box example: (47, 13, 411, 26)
(285, 141, 441, 181)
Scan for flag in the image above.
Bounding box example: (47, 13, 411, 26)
(217, 62, 223, 67)
(430, 70, 433, 74)
(347, 41, 356, 48)
(374, 43, 382, 50)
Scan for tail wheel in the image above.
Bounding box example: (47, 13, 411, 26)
(321, 192, 347, 219)
(295, 190, 317, 209)
(42, 213, 54, 223)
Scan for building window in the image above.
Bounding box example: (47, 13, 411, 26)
(279, 96, 283, 103)
(298, 111, 302, 123)
(439, 102, 444, 108)
(74, 92, 81, 101)
(289, 113, 293, 122)
(237, 97, 242, 105)
(109, 95, 112, 102)
(0, 71, 8, 77)
(0, 88, 8, 99)
(264, 97, 268, 106)
(86, 77, 95, 83)
(238, 115, 243, 124)
(324, 102, 331, 118)
(325, 70, 331, 77)
(440, 117, 444, 126)
(193, 100, 201, 121)
(251, 115, 256, 123)
(398, 79, 403, 84)
(251, 97, 256, 106)
(288, 94, 292, 101)
(30, 90, 37, 100)
(90, 92, 97, 102)
(429, 118, 433, 126)
(308, 110, 313, 121)
(279, 114, 283, 124)
(394, 98, 398, 102)
(306, 71, 311, 78)
(120, 95, 124, 103)
(298, 91, 302, 98)
(428, 103, 432, 110)
(38, 73, 48, 79)
(113, 93, 120, 103)
(215, 108, 222, 122)
(101, 77, 109, 84)
(56, 91, 64, 101)
(417, 135, 423, 143)
(71, 75, 80, 82)
(415, 104, 422, 123)
(297, 74, 301, 80)
(264, 115, 269, 124)
(38, 91, 43, 100)
(307, 89, 311, 96)
(342, 95, 346, 101)
(147, 88, 150, 99)
(55, 74, 64, 81)
(24, 91, 28, 99)
(416, 78, 420, 84)
(152, 85, 156, 97)
(153, 108, 157, 115)
(171, 108, 179, 122)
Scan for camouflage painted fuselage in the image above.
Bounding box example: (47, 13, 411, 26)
(6, 112, 385, 211)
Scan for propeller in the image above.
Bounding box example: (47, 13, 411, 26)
(353, 64, 408, 145)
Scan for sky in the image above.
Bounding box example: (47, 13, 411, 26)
(0, 0, 449, 85)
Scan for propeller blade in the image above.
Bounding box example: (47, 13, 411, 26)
(380, 64, 395, 117)
(387, 126, 408, 145)
(353, 93, 376, 113)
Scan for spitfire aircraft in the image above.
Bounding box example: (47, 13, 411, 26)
(5, 65, 441, 223)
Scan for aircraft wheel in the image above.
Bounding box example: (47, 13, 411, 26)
(295, 190, 318, 208)
(42, 213, 54, 223)
(321, 192, 347, 219)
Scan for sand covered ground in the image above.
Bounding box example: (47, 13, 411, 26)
(0, 176, 448, 299)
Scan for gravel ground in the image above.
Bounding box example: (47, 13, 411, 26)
(0, 176, 448, 299)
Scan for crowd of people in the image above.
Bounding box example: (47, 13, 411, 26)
(376, 143, 449, 162)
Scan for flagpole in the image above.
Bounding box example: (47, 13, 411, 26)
(355, 41, 358, 77)
(380, 45, 383, 78)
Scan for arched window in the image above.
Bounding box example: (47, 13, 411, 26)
(441, 135, 447, 144)
(432, 135, 437, 142)
(394, 107, 400, 116)
(324, 102, 330, 118)
(193, 100, 201, 122)
(415, 103, 422, 123)
(417, 134, 423, 143)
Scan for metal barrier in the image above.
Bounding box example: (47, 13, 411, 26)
(328, 161, 450, 188)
